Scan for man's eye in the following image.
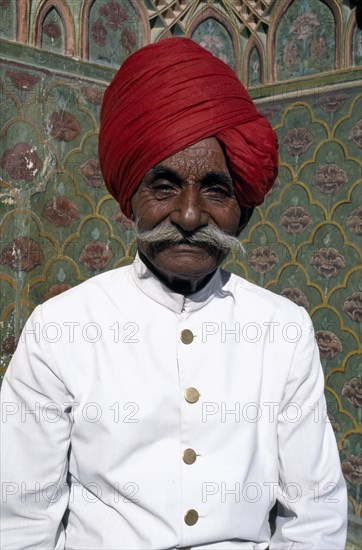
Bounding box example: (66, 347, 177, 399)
(150, 181, 178, 196)
(203, 185, 231, 197)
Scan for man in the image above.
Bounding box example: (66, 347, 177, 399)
(1, 38, 347, 549)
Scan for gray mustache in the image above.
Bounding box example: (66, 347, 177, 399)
(133, 223, 244, 253)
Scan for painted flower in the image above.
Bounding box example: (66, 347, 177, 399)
(43, 20, 61, 40)
(199, 35, 228, 64)
(79, 242, 113, 271)
(342, 455, 362, 485)
(310, 36, 326, 58)
(79, 159, 104, 188)
(281, 287, 310, 308)
(346, 206, 362, 235)
(0, 0, 9, 8)
(1, 237, 44, 272)
(1, 336, 18, 355)
(113, 207, 134, 230)
(315, 330, 343, 360)
(91, 18, 107, 47)
(6, 71, 39, 91)
(343, 292, 362, 323)
(44, 283, 72, 301)
(290, 12, 320, 40)
(248, 247, 279, 275)
(349, 120, 362, 149)
(46, 111, 81, 142)
(312, 163, 348, 195)
(316, 94, 348, 113)
(121, 28, 136, 55)
(310, 248, 345, 278)
(1, 142, 43, 181)
(282, 41, 298, 67)
(99, 1, 128, 30)
(282, 128, 314, 157)
(328, 414, 340, 434)
(279, 206, 312, 234)
(342, 377, 362, 408)
(259, 106, 281, 121)
(43, 197, 80, 227)
(82, 86, 104, 105)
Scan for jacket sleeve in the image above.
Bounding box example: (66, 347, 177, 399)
(270, 306, 347, 550)
(1, 305, 72, 549)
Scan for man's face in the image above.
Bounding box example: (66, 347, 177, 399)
(131, 137, 244, 293)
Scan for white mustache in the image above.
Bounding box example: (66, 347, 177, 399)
(133, 222, 244, 254)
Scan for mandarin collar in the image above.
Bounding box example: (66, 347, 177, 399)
(130, 252, 227, 314)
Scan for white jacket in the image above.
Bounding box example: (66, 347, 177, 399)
(0, 255, 347, 549)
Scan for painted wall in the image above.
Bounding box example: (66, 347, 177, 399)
(0, 1, 361, 546)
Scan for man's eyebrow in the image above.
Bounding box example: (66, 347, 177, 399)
(145, 165, 182, 183)
(202, 171, 234, 190)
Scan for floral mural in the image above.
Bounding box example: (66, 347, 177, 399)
(41, 8, 65, 54)
(191, 18, 235, 70)
(276, 0, 335, 80)
(88, 0, 141, 67)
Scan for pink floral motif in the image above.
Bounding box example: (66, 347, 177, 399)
(248, 247, 279, 275)
(290, 12, 320, 40)
(342, 455, 362, 485)
(199, 35, 228, 64)
(315, 330, 343, 360)
(346, 206, 362, 235)
(259, 106, 281, 121)
(283, 41, 298, 67)
(121, 28, 136, 55)
(343, 292, 362, 323)
(44, 283, 72, 301)
(43, 20, 61, 40)
(281, 288, 310, 308)
(79, 242, 113, 271)
(113, 207, 134, 230)
(1, 142, 43, 181)
(312, 163, 348, 195)
(310, 36, 326, 58)
(91, 18, 107, 47)
(79, 159, 104, 188)
(6, 71, 39, 91)
(282, 128, 314, 157)
(43, 197, 80, 228)
(342, 377, 362, 408)
(0, 0, 9, 8)
(1, 336, 17, 355)
(46, 111, 81, 142)
(349, 120, 362, 149)
(1, 237, 44, 272)
(279, 206, 312, 235)
(316, 95, 348, 113)
(310, 248, 345, 278)
(82, 86, 105, 105)
(99, 1, 128, 30)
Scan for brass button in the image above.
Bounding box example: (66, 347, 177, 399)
(184, 387, 200, 403)
(183, 448, 197, 465)
(181, 329, 194, 344)
(184, 509, 198, 526)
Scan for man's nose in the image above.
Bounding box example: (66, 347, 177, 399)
(170, 184, 207, 232)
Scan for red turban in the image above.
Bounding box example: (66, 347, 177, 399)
(99, 37, 278, 218)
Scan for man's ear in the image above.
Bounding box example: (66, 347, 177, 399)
(236, 206, 254, 235)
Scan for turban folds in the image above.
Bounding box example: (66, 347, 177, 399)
(99, 38, 278, 218)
